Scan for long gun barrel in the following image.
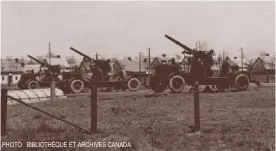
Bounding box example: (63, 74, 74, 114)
(164, 34, 194, 55)
(27, 55, 48, 66)
(70, 47, 93, 61)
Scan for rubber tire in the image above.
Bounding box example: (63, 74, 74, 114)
(69, 78, 85, 93)
(127, 77, 141, 92)
(168, 75, 185, 93)
(27, 80, 40, 89)
(234, 73, 249, 91)
(150, 75, 168, 93)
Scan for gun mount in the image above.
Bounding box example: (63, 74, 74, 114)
(57, 47, 141, 93)
(149, 34, 253, 94)
(70, 47, 93, 61)
(18, 55, 61, 90)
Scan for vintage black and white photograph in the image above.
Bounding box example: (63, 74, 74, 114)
(1, 1, 275, 151)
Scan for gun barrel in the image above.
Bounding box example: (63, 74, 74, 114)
(164, 34, 193, 54)
(27, 55, 47, 66)
(70, 47, 93, 60)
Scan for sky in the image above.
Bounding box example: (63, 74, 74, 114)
(1, 1, 275, 60)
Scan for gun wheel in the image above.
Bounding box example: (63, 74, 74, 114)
(168, 75, 185, 93)
(69, 79, 85, 93)
(27, 80, 40, 89)
(127, 77, 141, 91)
(150, 76, 167, 93)
(234, 73, 249, 91)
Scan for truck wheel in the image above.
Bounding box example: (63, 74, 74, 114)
(69, 78, 85, 93)
(127, 77, 141, 92)
(150, 76, 167, 93)
(234, 73, 249, 91)
(27, 80, 40, 89)
(168, 74, 185, 93)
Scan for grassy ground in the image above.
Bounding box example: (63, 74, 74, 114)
(1, 85, 275, 151)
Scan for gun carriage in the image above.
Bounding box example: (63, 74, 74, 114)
(150, 34, 257, 93)
(58, 47, 141, 93)
(17, 55, 61, 89)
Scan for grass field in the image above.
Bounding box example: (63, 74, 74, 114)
(1, 85, 275, 151)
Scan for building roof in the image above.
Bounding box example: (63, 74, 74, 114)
(1, 61, 24, 72)
(230, 58, 250, 67)
(23, 64, 41, 72)
(114, 59, 147, 72)
(44, 58, 70, 68)
(253, 57, 275, 70)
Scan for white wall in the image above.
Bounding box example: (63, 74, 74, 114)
(1, 74, 21, 85)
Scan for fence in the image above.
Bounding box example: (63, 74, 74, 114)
(1, 85, 98, 136)
(1, 83, 202, 137)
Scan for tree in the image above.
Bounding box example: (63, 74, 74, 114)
(45, 52, 56, 58)
(66, 56, 78, 64)
(111, 57, 117, 63)
(26, 59, 37, 65)
(37, 56, 45, 62)
(19, 57, 25, 63)
(162, 53, 167, 57)
(217, 54, 222, 67)
(5, 56, 13, 61)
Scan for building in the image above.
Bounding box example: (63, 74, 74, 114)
(1, 60, 24, 86)
(250, 56, 275, 83)
(251, 57, 275, 72)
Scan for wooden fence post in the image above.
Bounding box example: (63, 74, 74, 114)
(1, 88, 8, 136)
(194, 81, 200, 134)
(50, 80, 56, 103)
(91, 85, 97, 133)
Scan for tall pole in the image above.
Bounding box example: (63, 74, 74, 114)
(95, 53, 99, 60)
(49, 42, 51, 65)
(241, 47, 243, 72)
(148, 48, 151, 74)
(222, 50, 225, 62)
(139, 52, 141, 72)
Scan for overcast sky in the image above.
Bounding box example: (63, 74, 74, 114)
(1, 1, 275, 60)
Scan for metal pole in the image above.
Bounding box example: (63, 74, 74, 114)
(1, 88, 7, 136)
(95, 53, 99, 60)
(194, 81, 200, 134)
(139, 52, 141, 72)
(49, 42, 51, 65)
(148, 48, 151, 74)
(241, 47, 243, 72)
(222, 50, 225, 62)
(91, 85, 97, 133)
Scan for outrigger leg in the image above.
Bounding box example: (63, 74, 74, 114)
(202, 85, 216, 93)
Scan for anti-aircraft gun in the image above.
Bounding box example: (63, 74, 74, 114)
(17, 55, 61, 89)
(149, 34, 251, 93)
(58, 47, 141, 93)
